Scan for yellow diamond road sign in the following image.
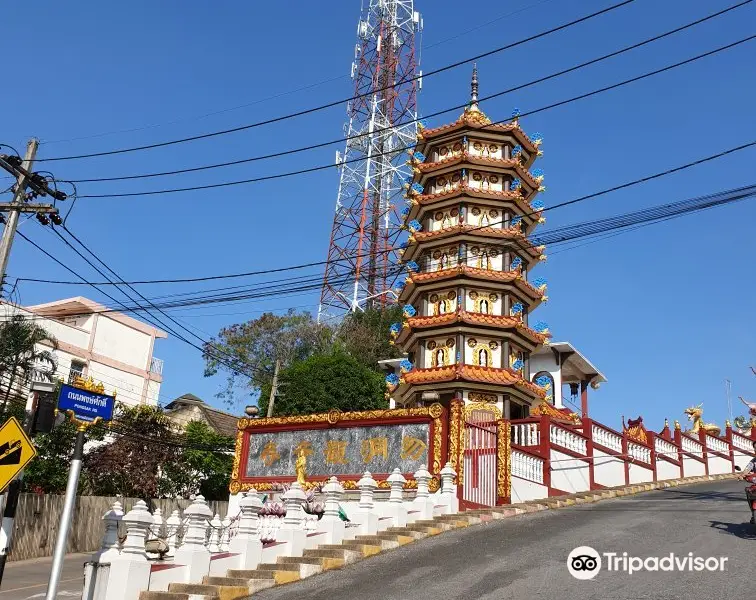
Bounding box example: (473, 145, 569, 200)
(0, 417, 37, 493)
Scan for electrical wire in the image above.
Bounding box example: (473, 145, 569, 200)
(64, 1, 754, 183)
(14, 137, 756, 291)
(37, 1, 635, 162)
(73, 34, 756, 198)
(14, 182, 755, 320)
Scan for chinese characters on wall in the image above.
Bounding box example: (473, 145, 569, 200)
(245, 423, 431, 478)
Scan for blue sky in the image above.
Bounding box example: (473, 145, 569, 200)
(2, 0, 755, 430)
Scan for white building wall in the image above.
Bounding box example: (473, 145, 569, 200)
(656, 459, 681, 481)
(511, 477, 548, 502)
(682, 457, 706, 477)
(593, 449, 626, 488)
(550, 449, 590, 493)
(146, 380, 162, 406)
(628, 463, 654, 484)
(707, 455, 732, 475)
(528, 352, 563, 407)
(734, 450, 755, 471)
(92, 316, 152, 369)
(89, 362, 145, 406)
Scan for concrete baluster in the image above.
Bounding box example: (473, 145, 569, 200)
(439, 462, 459, 514)
(229, 490, 263, 569)
(104, 501, 153, 600)
(355, 471, 378, 535)
(413, 465, 435, 519)
(208, 513, 222, 552)
(150, 507, 164, 540)
(278, 482, 307, 557)
(220, 515, 232, 552)
(165, 510, 181, 558)
(93, 500, 124, 563)
(173, 495, 213, 583)
(387, 468, 407, 527)
(317, 476, 345, 545)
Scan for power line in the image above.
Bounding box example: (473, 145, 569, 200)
(64, 1, 754, 184)
(14, 181, 755, 320)
(38, 1, 635, 163)
(73, 34, 756, 199)
(14, 137, 756, 291)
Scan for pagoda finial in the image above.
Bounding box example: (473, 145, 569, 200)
(470, 64, 479, 106)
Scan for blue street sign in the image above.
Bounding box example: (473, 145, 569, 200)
(58, 384, 115, 422)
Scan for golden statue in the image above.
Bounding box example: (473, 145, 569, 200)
(295, 447, 307, 485)
(683, 404, 721, 437)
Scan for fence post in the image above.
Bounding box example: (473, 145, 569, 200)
(581, 417, 596, 491)
(278, 483, 307, 557)
(647, 431, 658, 482)
(229, 490, 263, 570)
(724, 422, 735, 470)
(496, 419, 511, 504)
(387, 468, 407, 527)
(220, 515, 232, 552)
(538, 415, 552, 490)
(105, 501, 152, 600)
(674, 424, 685, 476)
(165, 510, 181, 558)
(412, 465, 435, 519)
(439, 462, 459, 514)
(93, 500, 123, 563)
(173, 495, 213, 583)
(318, 477, 345, 545)
(355, 472, 378, 535)
(207, 514, 222, 553)
(698, 429, 710, 475)
(621, 429, 630, 485)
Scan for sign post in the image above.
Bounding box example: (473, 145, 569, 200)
(44, 383, 115, 600)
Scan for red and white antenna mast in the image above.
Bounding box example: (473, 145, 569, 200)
(319, 0, 422, 321)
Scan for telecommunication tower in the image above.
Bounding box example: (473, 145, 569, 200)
(318, 0, 422, 321)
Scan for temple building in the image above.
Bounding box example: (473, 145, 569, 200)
(385, 67, 567, 419)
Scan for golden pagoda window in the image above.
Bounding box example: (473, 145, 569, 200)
(478, 348, 489, 366)
(428, 339, 454, 367)
(439, 146, 449, 158)
(429, 291, 456, 316)
(452, 142, 463, 154)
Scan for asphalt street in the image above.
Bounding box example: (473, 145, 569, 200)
(257, 479, 756, 600)
(0, 553, 87, 600)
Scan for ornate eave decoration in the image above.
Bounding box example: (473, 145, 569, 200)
(529, 401, 580, 424)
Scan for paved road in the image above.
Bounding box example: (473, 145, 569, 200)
(258, 479, 756, 600)
(0, 554, 87, 600)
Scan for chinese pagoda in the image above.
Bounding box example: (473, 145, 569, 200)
(386, 67, 552, 419)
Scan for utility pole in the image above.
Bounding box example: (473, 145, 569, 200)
(0, 139, 65, 297)
(267, 359, 281, 418)
(0, 140, 38, 286)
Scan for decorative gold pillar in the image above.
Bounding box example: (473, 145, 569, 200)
(497, 419, 511, 504)
(449, 397, 464, 484)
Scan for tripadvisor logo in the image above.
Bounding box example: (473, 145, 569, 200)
(567, 547, 729, 579)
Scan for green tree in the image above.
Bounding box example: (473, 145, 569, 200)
(82, 404, 182, 499)
(24, 419, 106, 494)
(163, 421, 234, 500)
(259, 350, 388, 416)
(335, 305, 404, 369)
(203, 310, 333, 407)
(0, 315, 57, 412)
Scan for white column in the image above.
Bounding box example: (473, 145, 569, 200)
(229, 490, 263, 570)
(413, 465, 435, 519)
(354, 471, 378, 535)
(92, 500, 123, 563)
(439, 462, 459, 514)
(150, 508, 164, 540)
(317, 476, 345, 545)
(165, 510, 181, 558)
(278, 483, 307, 557)
(104, 501, 153, 600)
(386, 468, 407, 527)
(207, 513, 222, 553)
(173, 495, 213, 583)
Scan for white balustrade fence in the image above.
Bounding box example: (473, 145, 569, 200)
(511, 449, 544, 484)
(681, 435, 703, 456)
(654, 437, 678, 457)
(705, 434, 729, 455)
(732, 432, 754, 452)
(550, 425, 587, 455)
(627, 441, 651, 464)
(511, 422, 540, 447)
(592, 425, 622, 453)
